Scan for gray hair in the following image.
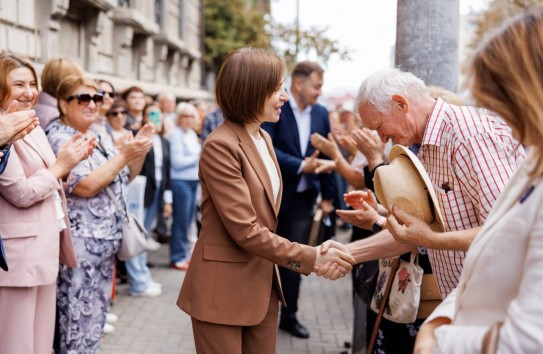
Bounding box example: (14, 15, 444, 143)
(176, 102, 200, 124)
(157, 91, 175, 102)
(354, 68, 428, 115)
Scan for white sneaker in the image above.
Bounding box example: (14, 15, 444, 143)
(147, 238, 162, 251)
(130, 285, 162, 298)
(106, 313, 118, 324)
(149, 281, 162, 289)
(104, 323, 115, 334)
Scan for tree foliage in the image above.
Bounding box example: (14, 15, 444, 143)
(269, 22, 352, 73)
(203, 0, 352, 74)
(470, 0, 543, 49)
(203, 0, 271, 72)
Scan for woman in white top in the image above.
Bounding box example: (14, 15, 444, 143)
(168, 102, 202, 270)
(414, 8, 543, 354)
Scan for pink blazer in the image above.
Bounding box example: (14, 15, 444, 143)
(0, 127, 77, 287)
(178, 121, 317, 326)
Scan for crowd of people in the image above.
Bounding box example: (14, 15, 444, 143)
(2, 6, 543, 354)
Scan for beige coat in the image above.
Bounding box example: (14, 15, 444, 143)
(178, 121, 316, 326)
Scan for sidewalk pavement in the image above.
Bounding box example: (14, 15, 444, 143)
(102, 229, 354, 354)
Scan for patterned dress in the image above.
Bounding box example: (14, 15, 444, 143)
(46, 119, 129, 353)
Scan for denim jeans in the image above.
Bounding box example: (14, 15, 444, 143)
(125, 185, 162, 294)
(170, 179, 199, 264)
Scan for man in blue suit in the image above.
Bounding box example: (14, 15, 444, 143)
(262, 61, 335, 339)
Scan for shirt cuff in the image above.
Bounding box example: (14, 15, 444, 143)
(434, 325, 486, 353)
(297, 161, 305, 175)
(163, 190, 173, 204)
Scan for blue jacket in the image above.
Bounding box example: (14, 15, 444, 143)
(262, 100, 335, 213)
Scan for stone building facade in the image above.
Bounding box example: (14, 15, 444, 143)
(0, 0, 212, 100)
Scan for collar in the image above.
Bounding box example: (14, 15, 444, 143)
(288, 89, 312, 116)
(421, 97, 447, 147)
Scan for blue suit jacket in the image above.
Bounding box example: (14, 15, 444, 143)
(0, 148, 10, 174)
(262, 100, 335, 213)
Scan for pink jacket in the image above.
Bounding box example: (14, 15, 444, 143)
(0, 127, 77, 287)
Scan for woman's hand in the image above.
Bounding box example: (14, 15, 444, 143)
(310, 132, 339, 160)
(117, 133, 153, 161)
(0, 101, 39, 145)
(351, 128, 385, 168)
(51, 134, 95, 179)
(414, 317, 451, 354)
(344, 190, 378, 210)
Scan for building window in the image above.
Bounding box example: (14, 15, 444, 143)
(118, 0, 130, 7)
(178, 0, 184, 39)
(155, 0, 164, 27)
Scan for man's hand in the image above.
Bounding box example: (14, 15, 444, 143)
(312, 240, 355, 280)
(314, 158, 336, 174)
(414, 317, 451, 354)
(301, 150, 320, 173)
(336, 207, 382, 231)
(387, 205, 435, 247)
(318, 199, 334, 216)
(0, 101, 39, 145)
(310, 132, 339, 160)
(163, 203, 173, 218)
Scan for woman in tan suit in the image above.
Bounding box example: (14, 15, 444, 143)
(177, 47, 355, 354)
(0, 53, 92, 354)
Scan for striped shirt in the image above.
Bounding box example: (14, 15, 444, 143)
(419, 98, 525, 298)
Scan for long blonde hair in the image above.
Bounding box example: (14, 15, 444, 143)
(467, 7, 543, 177)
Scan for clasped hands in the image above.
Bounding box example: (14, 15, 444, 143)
(312, 241, 355, 280)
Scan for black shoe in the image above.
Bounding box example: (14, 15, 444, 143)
(279, 318, 310, 339)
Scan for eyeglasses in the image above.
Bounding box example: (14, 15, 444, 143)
(107, 110, 128, 117)
(66, 93, 104, 106)
(100, 90, 116, 99)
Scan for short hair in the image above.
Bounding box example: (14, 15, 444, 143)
(157, 91, 175, 102)
(107, 99, 128, 116)
(215, 47, 285, 124)
(120, 86, 144, 101)
(175, 101, 199, 125)
(56, 75, 99, 116)
(0, 53, 39, 108)
(426, 85, 465, 106)
(96, 79, 115, 93)
(354, 68, 429, 115)
(41, 58, 82, 97)
(467, 7, 543, 177)
(291, 60, 324, 80)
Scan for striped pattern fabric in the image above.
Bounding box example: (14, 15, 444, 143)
(419, 98, 525, 298)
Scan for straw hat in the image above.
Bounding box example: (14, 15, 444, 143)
(373, 145, 444, 231)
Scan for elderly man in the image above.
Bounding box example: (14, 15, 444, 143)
(322, 68, 525, 299)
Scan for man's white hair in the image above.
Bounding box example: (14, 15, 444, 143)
(354, 68, 428, 115)
(157, 91, 175, 102)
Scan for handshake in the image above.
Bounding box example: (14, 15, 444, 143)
(312, 240, 356, 280)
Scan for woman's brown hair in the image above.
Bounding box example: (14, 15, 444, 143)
(41, 58, 82, 97)
(215, 47, 284, 124)
(467, 7, 543, 177)
(0, 53, 39, 108)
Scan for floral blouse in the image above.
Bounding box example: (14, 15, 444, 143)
(46, 119, 129, 240)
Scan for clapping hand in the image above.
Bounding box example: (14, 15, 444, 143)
(53, 133, 95, 178)
(343, 190, 378, 211)
(351, 128, 385, 167)
(312, 240, 356, 280)
(0, 101, 39, 146)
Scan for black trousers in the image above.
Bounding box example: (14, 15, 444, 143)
(277, 191, 316, 319)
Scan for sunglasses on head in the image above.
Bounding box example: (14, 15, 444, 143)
(107, 110, 128, 117)
(66, 93, 104, 106)
(100, 90, 116, 99)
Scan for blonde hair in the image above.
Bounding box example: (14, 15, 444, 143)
(41, 58, 82, 97)
(426, 85, 465, 106)
(467, 7, 543, 177)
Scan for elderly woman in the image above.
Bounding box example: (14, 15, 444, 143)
(45, 75, 153, 353)
(168, 102, 201, 270)
(0, 53, 91, 354)
(414, 8, 543, 354)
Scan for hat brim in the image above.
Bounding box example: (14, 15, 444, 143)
(388, 145, 445, 231)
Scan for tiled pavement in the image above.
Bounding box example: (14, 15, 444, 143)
(102, 230, 354, 354)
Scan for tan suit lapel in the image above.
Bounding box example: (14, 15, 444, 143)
(226, 121, 277, 215)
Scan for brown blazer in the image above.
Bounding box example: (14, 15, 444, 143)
(178, 121, 317, 326)
(0, 127, 77, 287)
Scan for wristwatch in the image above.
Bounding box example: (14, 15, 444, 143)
(372, 216, 386, 233)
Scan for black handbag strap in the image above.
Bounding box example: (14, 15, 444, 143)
(367, 256, 401, 354)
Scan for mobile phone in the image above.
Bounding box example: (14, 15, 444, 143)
(149, 110, 161, 126)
